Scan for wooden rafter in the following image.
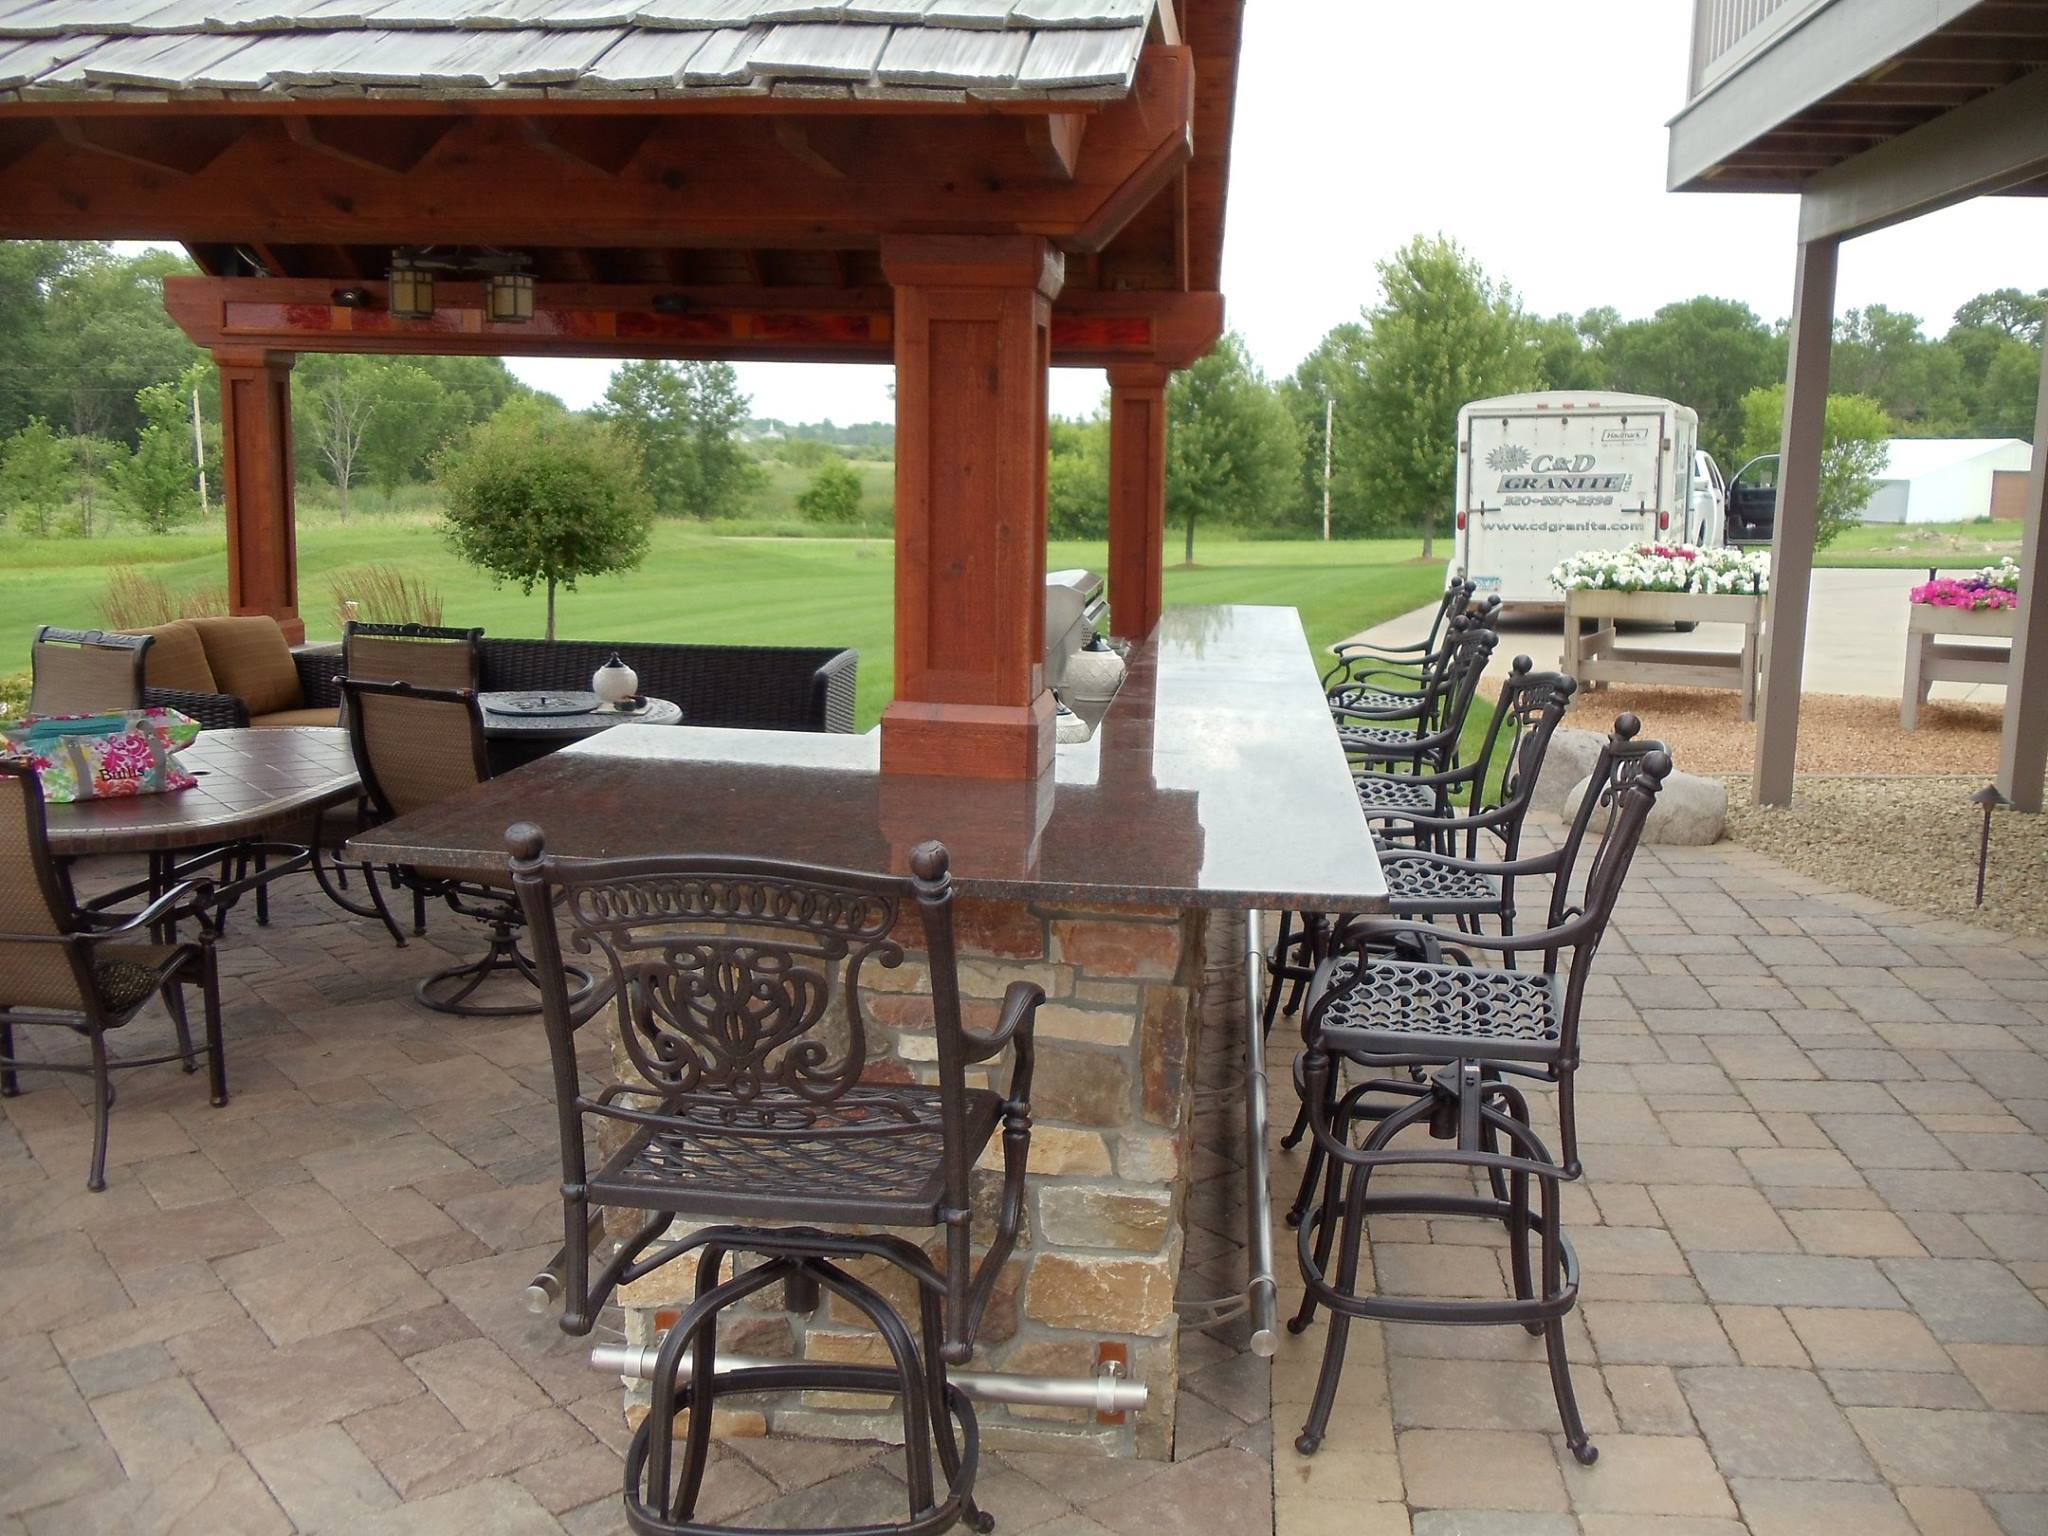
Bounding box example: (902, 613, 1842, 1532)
(56, 115, 246, 174)
(1025, 113, 1087, 180)
(517, 116, 658, 176)
(282, 115, 456, 174)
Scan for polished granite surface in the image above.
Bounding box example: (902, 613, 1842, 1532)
(348, 605, 1386, 913)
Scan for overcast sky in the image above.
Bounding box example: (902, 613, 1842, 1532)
(497, 0, 2040, 422)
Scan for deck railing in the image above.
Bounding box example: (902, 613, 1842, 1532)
(1687, 0, 1833, 97)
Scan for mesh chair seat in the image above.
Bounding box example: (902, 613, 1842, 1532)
(1339, 723, 1427, 756)
(1384, 860, 1500, 914)
(593, 1083, 1005, 1224)
(93, 944, 182, 1014)
(1329, 686, 1417, 713)
(1316, 953, 1563, 1063)
(1354, 776, 1440, 817)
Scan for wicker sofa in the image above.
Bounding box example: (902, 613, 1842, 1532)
(144, 629, 859, 737)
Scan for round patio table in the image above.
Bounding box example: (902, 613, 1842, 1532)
(476, 691, 683, 771)
(41, 726, 361, 932)
(42, 726, 359, 859)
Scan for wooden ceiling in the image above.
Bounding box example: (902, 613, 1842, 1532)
(1693, 3, 2048, 192)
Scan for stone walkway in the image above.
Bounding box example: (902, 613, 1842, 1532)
(4, 835, 2046, 1535)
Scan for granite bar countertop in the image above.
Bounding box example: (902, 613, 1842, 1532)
(346, 605, 1386, 913)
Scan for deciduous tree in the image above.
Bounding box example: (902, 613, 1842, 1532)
(1739, 383, 1893, 550)
(1602, 296, 1779, 467)
(1350, 236, 1540, 556)
(1166, 332, 1300, 564)
(600, 361, 759, 519)
(116, 381, 204, 534)
(0, 417, 70, 537)
(437, 402, 653, 641)
(795, 458, 865, 528)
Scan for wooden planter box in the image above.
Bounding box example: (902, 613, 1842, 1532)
(1562, 587, 1767, 721)
(1902, 602, 2015, 729)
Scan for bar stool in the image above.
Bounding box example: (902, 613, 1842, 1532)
(509, 830, 1038, 1536)
(1285, 747, 1672, 1468)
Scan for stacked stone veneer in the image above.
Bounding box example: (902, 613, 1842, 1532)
(615, 896, 1213, 1461)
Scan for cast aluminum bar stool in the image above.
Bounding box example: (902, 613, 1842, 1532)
(1332, 620, 1498, 777)
(509, 830, 1038, 1536)
(1320, 579, 1477, 696)
(1285, 747, 1672, 1468)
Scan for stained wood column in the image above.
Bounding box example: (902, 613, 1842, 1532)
(214, 348, 303, 643)
(881, 236, 1063, 781)
(1107, 363, 1171, 644)
(1997, 337, 2048, 811)
(1752, 235, 1838, 808)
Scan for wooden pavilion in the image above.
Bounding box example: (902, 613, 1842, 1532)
(1668, 0, 2048, 810)
(0, 0, 1243, 781)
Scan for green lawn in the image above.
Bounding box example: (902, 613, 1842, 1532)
(2, 511, 1449, 730)
(1815, 518, 2023, 569)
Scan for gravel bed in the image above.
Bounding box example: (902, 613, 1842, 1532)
(1564, 685, 2005, 776)
(1723, 775, 2048, 940)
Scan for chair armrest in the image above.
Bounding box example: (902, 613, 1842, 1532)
(144, 687, 248, 730)
(812, 648, 859, 734)
(294, 648, 346, 712)
(75, 878, 216, 940)
(960, 981, 1042, 1064)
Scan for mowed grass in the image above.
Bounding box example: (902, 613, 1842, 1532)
(1816, 518, 2023, 569)
(1, 509, 1450, 730)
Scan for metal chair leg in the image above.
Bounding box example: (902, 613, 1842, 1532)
(86, 1029, 112, 1194)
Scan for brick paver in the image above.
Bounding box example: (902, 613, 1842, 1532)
(4, 830, 2046, 1534)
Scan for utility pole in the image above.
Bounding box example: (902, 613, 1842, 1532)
(190, 386, 211, 519)
(1321, 393, 1334, 542)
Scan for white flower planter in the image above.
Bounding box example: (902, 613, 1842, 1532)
(1901, 602, 2015, 729)
(1562, 588, 1767, 721)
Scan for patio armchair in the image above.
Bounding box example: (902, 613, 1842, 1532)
(0, 761, 227, 1191)
(1319, 578, 1477, 693)
(1284, 746, 1673, 1468)
(1268, 661, 1577, 1034)
(28, 626, 153, 716)
(340, 677, 589, 1016)
(1333, 621, 1497, 777)
(509, 830, 1038, 1536)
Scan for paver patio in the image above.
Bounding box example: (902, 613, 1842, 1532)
(3, 826, 2045, 1535)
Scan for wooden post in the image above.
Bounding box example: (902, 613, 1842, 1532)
(1997, 337, 2048, 811)
(1752, 234, 1838, 808)
(1107, 363, 1170, 644)
(214, 348, 303, 643)
(879, 236, 1063, 781)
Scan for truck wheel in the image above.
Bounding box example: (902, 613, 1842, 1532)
(1673, 621, 1698, 633)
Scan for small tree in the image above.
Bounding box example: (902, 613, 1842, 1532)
(114, 381, 204, 534)
(437, 403, 653, 641)
(359, 361, 447, 508)
(297, 357, 378, 519)
(796, 458, 864, 529)
(69, 432, 120, 537)
(0, 417, 70, 537)
(1166, 332, 1300, 564)
(1738, 383, 1894, 550)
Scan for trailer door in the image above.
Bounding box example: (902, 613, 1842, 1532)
(1461, 409, 1667, 605)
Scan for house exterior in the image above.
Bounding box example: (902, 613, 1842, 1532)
(1667, 0, 2047, 810)
(1862, 438, 2036, 524)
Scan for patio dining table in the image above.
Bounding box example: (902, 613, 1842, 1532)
(44, 725, 360, 927)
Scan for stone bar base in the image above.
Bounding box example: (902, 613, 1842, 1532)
(615, 897, 1230, 1460)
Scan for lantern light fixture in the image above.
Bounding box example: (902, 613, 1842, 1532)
(483, 269, 536, 324)
(386, 257, 434, 319)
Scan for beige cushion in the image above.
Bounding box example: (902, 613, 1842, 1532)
(189, 617, 301, 715)
(250, 707, 341, 729)
(128, 621, 217, 696)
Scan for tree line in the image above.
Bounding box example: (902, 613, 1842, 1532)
(1053, 235, 2043, 555)
(2, 236, 2040, 554)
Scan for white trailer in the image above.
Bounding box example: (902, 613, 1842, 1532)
(1451, 391, 1725, 609)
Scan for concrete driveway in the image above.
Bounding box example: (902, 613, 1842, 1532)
(1346, 568, 2010, 706)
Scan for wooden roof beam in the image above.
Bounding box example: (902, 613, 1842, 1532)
(517, 116, 657, 176)
(283, 115, 456, 174)
(1026, 113, 1087, 181)
(56, 116, 245, 175)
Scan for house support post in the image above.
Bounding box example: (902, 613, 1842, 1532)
(1107, 363, 1171, 644)
(1752, 234, 1838, 807)
(1996, 338, 2048, 811)
(880, 236, 1063, 780)
(214, 348, 303, 643)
